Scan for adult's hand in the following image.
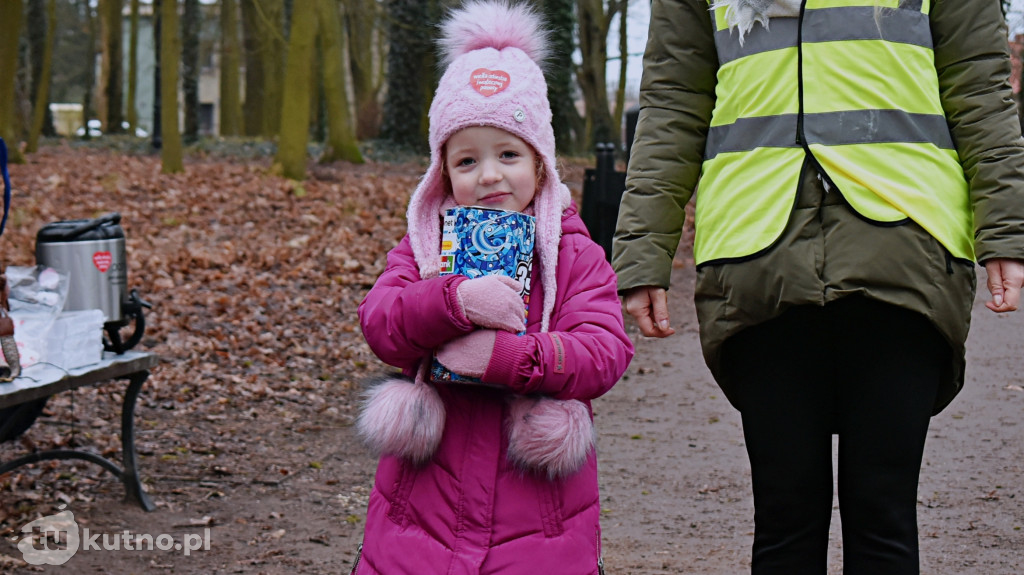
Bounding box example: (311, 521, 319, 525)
(984, 258, 1024, 313)
(623, 286, 676, 337)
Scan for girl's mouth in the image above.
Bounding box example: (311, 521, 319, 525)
(480, 192, 511, 203)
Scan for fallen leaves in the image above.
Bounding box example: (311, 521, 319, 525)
(5, 147, 418, 403)
(0, 146, 430, 529)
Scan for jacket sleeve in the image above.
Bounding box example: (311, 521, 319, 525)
(358, 235, 474, 371)
(932, 0, 1024, 263)
(483, 237, 635, 401)
(612, 0, 719, 292)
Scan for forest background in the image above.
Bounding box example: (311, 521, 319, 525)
(0, 0, 650, 179)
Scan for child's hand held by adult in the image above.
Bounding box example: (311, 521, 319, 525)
(984, 258, 1024, 313)
(457, 274, 527, 333)
(435, 329, 497, 379)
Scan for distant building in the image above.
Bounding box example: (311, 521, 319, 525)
(121, 3, 220, 136)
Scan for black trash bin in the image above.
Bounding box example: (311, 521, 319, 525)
(581, 143, 625, 261)
(580, 108, 641, 261)
(625, 105, 640, 168)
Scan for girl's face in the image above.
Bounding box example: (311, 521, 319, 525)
(444, 126, 539, 213)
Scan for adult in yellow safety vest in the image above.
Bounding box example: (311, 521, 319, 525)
(613, 0, 1024, 572)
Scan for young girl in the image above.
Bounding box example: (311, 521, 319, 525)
(354, 2, 634, 573)
(615, 0, 1024, 573)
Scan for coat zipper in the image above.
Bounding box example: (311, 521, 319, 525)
(795, 0, 807, 147)
(350, 542, 362, 575)
(795, 0, 841, 198)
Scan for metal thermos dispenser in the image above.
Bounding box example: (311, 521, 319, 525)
(35, 212, 150, 353)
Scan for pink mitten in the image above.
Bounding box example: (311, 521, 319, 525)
(435, 329, 497, 379)
(456, 275, 526, 333)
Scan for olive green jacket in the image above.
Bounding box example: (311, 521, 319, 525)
(613, 0, 1024, 413)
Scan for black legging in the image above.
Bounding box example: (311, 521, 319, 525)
(723, 296, 949, 575)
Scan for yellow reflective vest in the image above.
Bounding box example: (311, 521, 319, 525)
(696, 0, 973, 265)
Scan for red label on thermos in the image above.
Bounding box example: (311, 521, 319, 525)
(93, 251, 112, 272)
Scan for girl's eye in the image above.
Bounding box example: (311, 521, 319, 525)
(455, 157, 476, 167)
(500, 151, 521, 160)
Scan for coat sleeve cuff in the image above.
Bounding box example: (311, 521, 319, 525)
(445, 275, 473, 329)
(482, 330, 531, 390)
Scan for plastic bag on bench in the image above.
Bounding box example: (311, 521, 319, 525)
(5, 265, 69, 368)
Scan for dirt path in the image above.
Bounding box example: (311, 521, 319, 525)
(599, 264, 1024, 574)
(2, 265, 1022, 574)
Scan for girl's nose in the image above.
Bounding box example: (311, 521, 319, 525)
(480, 160, 503, 184)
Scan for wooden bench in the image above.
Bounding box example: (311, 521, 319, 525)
(0, 350, 159, 511)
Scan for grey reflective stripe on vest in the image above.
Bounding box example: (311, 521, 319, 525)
(806, 110, 952, 149)
(714, 19, 798, 65)
(804, 7, 931, 48)
(713, 6, 930, 65)
(705, 114, 799, 159)
(706, 110, 952, 160)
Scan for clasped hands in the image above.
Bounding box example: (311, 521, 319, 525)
(435, 275, 525, 379)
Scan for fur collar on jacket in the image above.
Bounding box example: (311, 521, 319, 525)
(712, 0, 802, 44)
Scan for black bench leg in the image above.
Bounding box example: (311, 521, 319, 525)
(121, 371, 155, 511)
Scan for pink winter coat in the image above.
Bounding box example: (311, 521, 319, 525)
(355, 206, 634, 575)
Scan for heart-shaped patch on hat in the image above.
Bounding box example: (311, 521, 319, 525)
(470, 68, 510, 97)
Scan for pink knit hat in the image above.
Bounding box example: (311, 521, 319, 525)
(406, 0, 572, 333)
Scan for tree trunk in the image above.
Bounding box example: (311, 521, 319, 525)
(127, 0, 140, 134)
(575, 0, 616, 149)
(153, 0, 163, 148)
(240, 0, 264, 136)
(346, 0, 382, 140)
(220, 0, 242, 136)
(612, 0, 627, 150)
(262, 0, 287, 137)
(312, 47, 326, 143)
(182, 0, 200, 142)
(161, 0, 184, 172)
(28, 0, 57, 142)
(100, 0, 124, 133)
(380, 0, 437, 151)
(27, 0, 57, 153)
(318, 0, 362, 164)
(240, 0, 287, 138)
(274, 0, 318, 179)
(0, 0, 26, 163)
(542, 0, 582, 154)
(80, 0, 97, 141)
(16, 21, 33, 141)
